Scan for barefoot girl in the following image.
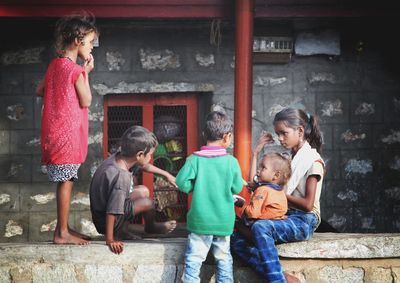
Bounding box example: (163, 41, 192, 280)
(37, 14, 98, 245)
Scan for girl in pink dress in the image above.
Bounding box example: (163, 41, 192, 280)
(37, 14, 98, 245)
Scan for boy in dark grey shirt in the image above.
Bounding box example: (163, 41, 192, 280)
(90, 126, 177, 254)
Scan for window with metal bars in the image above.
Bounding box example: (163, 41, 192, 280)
(153, 105, 188, 222)
(103, 94, 198, 224)
(107, 106, 143, 155)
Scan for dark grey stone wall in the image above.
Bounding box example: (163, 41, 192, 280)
(0, 18, 399, 242)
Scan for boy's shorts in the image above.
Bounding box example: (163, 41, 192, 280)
(114, 198, 135, 233)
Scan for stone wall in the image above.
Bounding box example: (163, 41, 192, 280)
(0, 233, 399, 283)
(0, 18, 399, 242)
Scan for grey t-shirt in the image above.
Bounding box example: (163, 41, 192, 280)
(89, 154, 133, 234)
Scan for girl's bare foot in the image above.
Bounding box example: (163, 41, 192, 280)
(53, 229, 89, 245)
(68, 227, 91, 240)
(145, 220, 177, 234)
(284, 272, 300, 283)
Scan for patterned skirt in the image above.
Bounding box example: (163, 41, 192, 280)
(46, 164, 80, 182)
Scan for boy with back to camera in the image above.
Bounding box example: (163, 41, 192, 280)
(235, 152, 291, 241)
(89, 126, 177, 254)
(176, 111, 244, 283)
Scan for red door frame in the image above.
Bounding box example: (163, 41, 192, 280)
(103, 92, 198, 200)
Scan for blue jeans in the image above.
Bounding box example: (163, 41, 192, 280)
(231, 209, 317, 283)
(184, 233, 233, 283)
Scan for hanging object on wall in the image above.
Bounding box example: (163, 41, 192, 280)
(253, 36, 293, 64)
(210, 19, 222, 48)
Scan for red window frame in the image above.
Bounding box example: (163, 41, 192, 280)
(103, 93, 198, 215)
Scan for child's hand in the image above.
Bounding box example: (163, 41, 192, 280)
(106, 240, 124, 254)
(84, 54, 94, 74)
(36, 79, 44, 97)
(166, 174, 177, 188)
(253, 131, 274, 155)
(246, 181, 257, 193)
(233, 195, 246, 207)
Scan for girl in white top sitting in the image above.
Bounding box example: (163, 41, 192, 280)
(231, 108, 325, 283)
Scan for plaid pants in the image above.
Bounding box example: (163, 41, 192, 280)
(231, 209, 317, 283)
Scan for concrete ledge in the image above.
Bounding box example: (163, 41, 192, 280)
(277, 233, 400, 259)
(0, 233, 399, 283)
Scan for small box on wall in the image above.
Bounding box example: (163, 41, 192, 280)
(253, 36, 293, 63)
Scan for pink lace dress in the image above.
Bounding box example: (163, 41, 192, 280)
(41, 58, 89, 182)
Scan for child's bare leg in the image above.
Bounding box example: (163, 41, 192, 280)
(143, 209, 176, 234)
(54, 181, 89, 245)
(131, 185, 150, 200)
(131, 190, 176, 234)
(284, 272, 300, 283)
(115, 221, 142, 240)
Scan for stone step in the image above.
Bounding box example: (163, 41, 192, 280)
(0, 233, 399, 283)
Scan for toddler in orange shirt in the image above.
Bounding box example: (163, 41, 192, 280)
(240, 152, 291, 227)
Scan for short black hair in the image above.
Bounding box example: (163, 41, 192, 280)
(120, 126, 158, 157)
(261, 152, 292, 186)
(203, 111, 233, 141)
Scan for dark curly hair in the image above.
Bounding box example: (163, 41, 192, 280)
(54, 12, 98, 57)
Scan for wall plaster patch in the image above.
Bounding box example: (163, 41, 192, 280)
(5, 220, 23, 237)
(321, 100, 343, 117)
(195, 53, 215, 67)
(30, 192, 56, 204)
(40, 219, 57, 232)
(345, 159, 373, 175)
(0, 194, 11, 205)
(71, 192, 90, 206)
(341, 130, 366, 142)
(93, 81, 214, 95)
(355, 102, 375, 116)
(381, 130, 400, 144)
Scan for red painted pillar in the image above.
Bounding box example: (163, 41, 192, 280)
(234, 0, 254, 207)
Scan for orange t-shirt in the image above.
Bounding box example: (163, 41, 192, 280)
(243, 185, 287, 220)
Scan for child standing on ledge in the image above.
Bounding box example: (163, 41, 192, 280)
(37, 13, 98, 245)
(176, 111, 244, 283)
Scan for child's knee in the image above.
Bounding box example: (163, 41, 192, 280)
(136, 185, 150, 195)
(133, 197, 153, 213)
(132, 185, 150, 199)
